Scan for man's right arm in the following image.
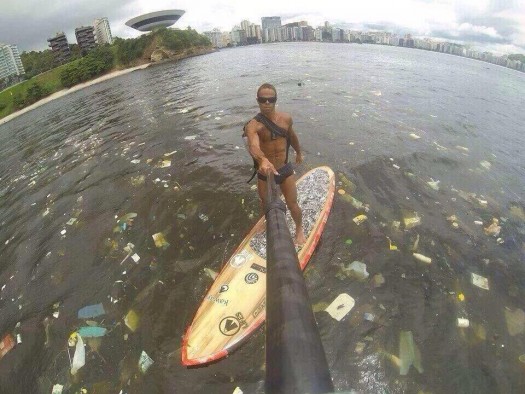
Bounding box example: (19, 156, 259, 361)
(245, 120, 278, 175)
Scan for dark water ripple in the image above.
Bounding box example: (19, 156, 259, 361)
(0, 43, 524, 393)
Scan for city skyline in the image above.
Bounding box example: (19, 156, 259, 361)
(1, 0, 524, 56)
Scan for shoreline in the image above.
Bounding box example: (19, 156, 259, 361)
(0, 64, 151, 126)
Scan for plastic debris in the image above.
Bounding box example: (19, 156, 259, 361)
(409, 133, 421, 139)
(484, 218, 501, 237)
(164, 150, 177, 157)
(0, 334, 15, 360)
(386, 237, 398, 250)
(457, 318, 470, 328)
(341, 261, 369, 280)
(232, 387, 243, 394)
(130, 159, 140, 164)
(160, 159, 171, 168)
(504, 308, 525, 336)
(519, 355, 525, 364)
(427, 179, 440, 191)
(199, 213, 209, 222)
(204, 268, 218, 280)
(78, 303, 105, 319)
(114, 213, 137, 233)
(345, 239, 353, 245)
(138, 350, 154, 373)
(338, 189, 346, 195)
(339, 173, 356, 193)
(77, 326, 107, 338)
(471, 273, 489, 290)
(411, 234, 420, 252)
(125, 310, 140, 332)
(403, 212, 421, 229)
(66, 218, 77, 226)
(364, 313, 375, 322)
(474, 220, 483, 225)
(456, 145, 469, 152)
(52, 384, 64, 394)
(131, 253, 140, 263)
(325, 293, 355, 321)
(152, 232, 170, 249)
(130, 175, 145, 186)
(184, 135, 197, 140)
(69, 333, 86, 375)
(399, 330, 424, 375)
(352, 214, 367, 225)
(372, 273, 385, 288)
(413, 253, 432, 264)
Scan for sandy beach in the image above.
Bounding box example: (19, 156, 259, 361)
(0, 63, 150, 126)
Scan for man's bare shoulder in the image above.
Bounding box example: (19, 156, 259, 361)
(245, 118, 260, 133)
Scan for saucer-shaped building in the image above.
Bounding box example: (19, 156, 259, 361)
(125, 10, 185, 32)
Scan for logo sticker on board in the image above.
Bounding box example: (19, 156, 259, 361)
(245, 272, 259, 284)
(250, 263, 266, 274)
(219, 316, 241, 336)
(219, 284, 229, 293)
(230, 250, 250, 268)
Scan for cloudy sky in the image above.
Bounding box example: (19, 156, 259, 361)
(1, 0, 524, 55)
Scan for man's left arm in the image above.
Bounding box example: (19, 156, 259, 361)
(288, 117, 303, 164)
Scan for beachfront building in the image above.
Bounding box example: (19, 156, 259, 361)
(75, 26, 97, 55)
(94, 17, 113, 45)
(47, 32, 71, 64)
(125, 10, 185, 32)
(0, 43, 25, 89)
(204, 29, 223, 48)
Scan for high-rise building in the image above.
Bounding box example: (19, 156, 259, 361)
(261, 16, 281, 30)
(75, 26, 97, 55)
(0, 43, 25, 80)
(93, 17, 113, 45)
(204, 29, 223, 48)
(47, 32, 71, 64)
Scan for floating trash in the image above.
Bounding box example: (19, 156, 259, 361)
(355, 342, 366, 354)
(69, 333, 86, 375)
(114, 213, 137, 233)
(386, 237, 398, 251)
(399, 330, 424, 375)
(160, 159, 171, 168)
(78, 303, 105, 319)
(339, 173, 356, 193)
(457, 318, 470, 328)
(409, 133, 421, 139)
(338, 189, 346, 195)
(325, 293, 355, 321)
(403, 211, 421, 229)
(51, 384, 64, 394)
(152, 232, 170, 249)
(484, 218, 501, 237)
(413, 253, 432, 264)
(199, 213, 209, 222)
(204, 268, 218, 280)
(131, 253, 140, 263)
(184, 135, 197, 140)
(353, 214, 367, 225)
(130, 175, 145, 186)
(138, 350, 154, 373)
(66, 218, 77, 226)
(427, 179, 440, 191)
(0, 334, 15, 360)
(341, 261, 369, 280)
(345, 239, 353, 245)
(164, 150, 177, 157)
(471, 273, 489, 290)
(504, 308, 525, 336)
(456, 145, 469, 152)
(125, 310, 140, 332)
(372, 273, 385, 288)
(77, 326, 107, 338)
(130, 159, 140, 164)
(232, 387, 243, 394)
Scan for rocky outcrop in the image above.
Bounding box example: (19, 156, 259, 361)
(151, 49, 170, 62)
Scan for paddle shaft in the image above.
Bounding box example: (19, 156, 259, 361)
(264, 173, 334, 394)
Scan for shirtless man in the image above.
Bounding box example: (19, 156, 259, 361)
(244, 83, 306, 246)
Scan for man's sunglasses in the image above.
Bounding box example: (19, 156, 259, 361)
(257, 96, 277, 104)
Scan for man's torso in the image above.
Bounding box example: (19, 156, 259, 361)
(254, 112, 291, 169)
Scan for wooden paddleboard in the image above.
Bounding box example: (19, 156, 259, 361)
(182, 166, 335, 366)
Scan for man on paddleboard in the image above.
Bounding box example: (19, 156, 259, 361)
(244, 83, 306, 246)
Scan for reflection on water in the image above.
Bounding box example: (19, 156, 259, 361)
(0, 43, 524, 393)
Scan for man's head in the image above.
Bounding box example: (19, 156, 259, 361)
(257, 83, 277, 114)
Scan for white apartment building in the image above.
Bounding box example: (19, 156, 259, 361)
(93, 17, 113, 45)
(204, 29, 223, 48)
(0, 43, 25, 80)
